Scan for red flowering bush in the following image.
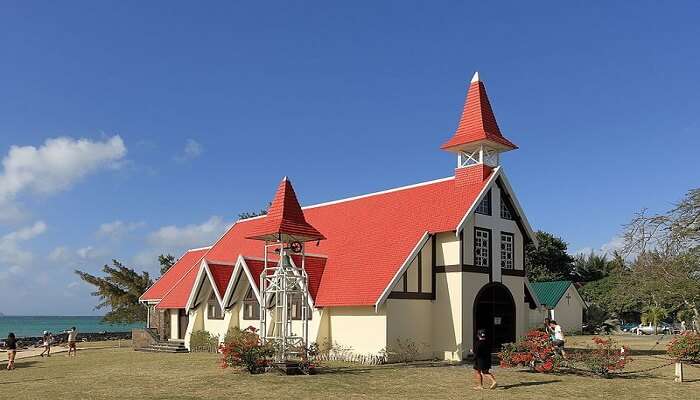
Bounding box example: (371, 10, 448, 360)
(219, 326, 274, 374)
(667, 332, 700, 363)
(569, 336, 631, 378)
(499, 330, 561, 373)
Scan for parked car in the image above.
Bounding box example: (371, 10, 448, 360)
(621, 322, 639, 332)
(634, 323, 671, 335)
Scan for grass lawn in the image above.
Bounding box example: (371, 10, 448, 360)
(2, 335, 698, 399)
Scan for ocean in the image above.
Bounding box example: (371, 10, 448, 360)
(0, 316, 144, 338)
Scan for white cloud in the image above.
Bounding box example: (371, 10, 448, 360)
(147, 216, 229, 248)
(0, 221, 47, 282)
(133, 216, 229, 270)
(48, 246, 70, 262)
(572, 236, 625, 256)
(174, 139, 203, 162)
(76, 246, 105, 260)
(97, 220, 145, 239)
(0, 135, 127, 222)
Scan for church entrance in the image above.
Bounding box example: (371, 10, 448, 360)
(473, 283, 516, 352)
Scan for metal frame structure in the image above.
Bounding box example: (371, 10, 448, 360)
(259, 239, 310, 363)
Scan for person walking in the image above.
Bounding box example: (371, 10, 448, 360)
(471, 329, 497, 390)
(66, 327, 78, 357)
(40, 331, 52, 357)
(549, 320, 566, 359)
(6, 332, 17, 370)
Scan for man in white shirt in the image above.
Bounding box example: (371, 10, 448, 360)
(549, 321, 566, 358)
(66, 327, 78, 357)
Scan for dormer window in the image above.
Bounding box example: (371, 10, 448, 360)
(475, 190, 492, 215)
(207, 292, 224, 320)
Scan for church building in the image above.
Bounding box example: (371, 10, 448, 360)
(140, 72, 540, 360)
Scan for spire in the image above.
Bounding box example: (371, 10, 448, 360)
(441, 72, 517, 152)
(246, 177, 325, 242)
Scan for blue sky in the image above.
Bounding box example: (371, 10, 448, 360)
(1, 1, 698, 315)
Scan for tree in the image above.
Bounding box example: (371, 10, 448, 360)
(158, 254, 176, 275)
(622, 188, 700, 329)
(525, 231, 575, 282)
(571, 252, 613, 282)
(641, 305, 668, 334)
(75, 260, 152, 323)
(238, 202, 272, 220)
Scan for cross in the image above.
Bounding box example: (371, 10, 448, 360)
(566, 293, 571, 305)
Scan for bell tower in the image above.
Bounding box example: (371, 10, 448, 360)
(441, 72, 517, 169)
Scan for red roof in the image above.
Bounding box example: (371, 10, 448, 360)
(201, 169, 492, 307)
(140, 248, 208, 301)
(238, 255, 326, 301)
(157, 263, 201, 309)
(208, 263, 234, 298)
(441, 74, 517, 151)
(246, 177, 325, 242)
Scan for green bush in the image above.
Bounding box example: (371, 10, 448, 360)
(220, 326, 274, 374)
(189, 330, 219, 352)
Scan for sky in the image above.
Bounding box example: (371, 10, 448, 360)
(1, 1, 698, 315)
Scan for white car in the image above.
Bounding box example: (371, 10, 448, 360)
(634, 323, 671, 335)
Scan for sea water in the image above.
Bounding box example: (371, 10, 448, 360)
(0, 316, 144, 338)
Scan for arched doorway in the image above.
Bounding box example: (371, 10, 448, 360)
(473, 283, 516, 352)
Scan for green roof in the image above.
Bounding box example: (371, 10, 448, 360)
(528, 281, 572, 308)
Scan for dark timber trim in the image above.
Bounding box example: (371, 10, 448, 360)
(417, 248, 422, 293)
(431, 234, 437, 300)
(501, 269, 526, 277)
(436, 264, 489, 274)
(388, 292, 433, 300)
(402, 270, 407, 292)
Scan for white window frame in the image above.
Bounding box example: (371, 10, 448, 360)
(501, 232, 514, 270)
(474, 228, 491, 267)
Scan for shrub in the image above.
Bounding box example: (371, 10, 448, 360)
(568, 336, 631, 377)
(667, 332, 700, 363)
(189, 330, 219, 352)
(219, 326, 274, 374)
(499, 329, 561, 372)
(385, 338, 429, 363)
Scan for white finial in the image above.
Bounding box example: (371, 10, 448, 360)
(471, 71, 480, 83)
(282, 176, 288, 181)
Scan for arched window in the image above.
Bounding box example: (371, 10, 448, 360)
(243, 287, 260, 320)
(207, 292, 223, 320)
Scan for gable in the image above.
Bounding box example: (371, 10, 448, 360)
(140, 247, 208, 301)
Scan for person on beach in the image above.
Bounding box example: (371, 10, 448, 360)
(40, 330, 52, 357)
(549, 320, 566, 358)
(6, 332, 17, 370)
(66, 327, 78, 357)
(471, 329, 497, 390)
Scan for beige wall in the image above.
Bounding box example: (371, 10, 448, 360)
(386, 299, 433, 360)
(431, 271, 463, 360)
(329, 306, 387, 355)
(552, 285, 584, 333)
(169, 309, 180, 340)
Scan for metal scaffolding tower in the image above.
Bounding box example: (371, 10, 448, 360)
(259, 240, 310, 364)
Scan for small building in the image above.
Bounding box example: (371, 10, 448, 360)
(140, 71, 543, 360)
(528, 281, 586, 333)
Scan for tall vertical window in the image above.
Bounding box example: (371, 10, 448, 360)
(475, 190, 492, 215)
(243, 287, 260, 320)
(501, 232, 514, 269)
(207, 292, 224, 320)
(500, 194, 515, 220)
(474, 228, 491, 267)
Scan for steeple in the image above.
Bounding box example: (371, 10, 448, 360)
(441, 72, 517, 169)
(246, 177, 325, 242)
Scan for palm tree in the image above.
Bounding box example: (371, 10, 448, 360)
(641, 306, 668, 334)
